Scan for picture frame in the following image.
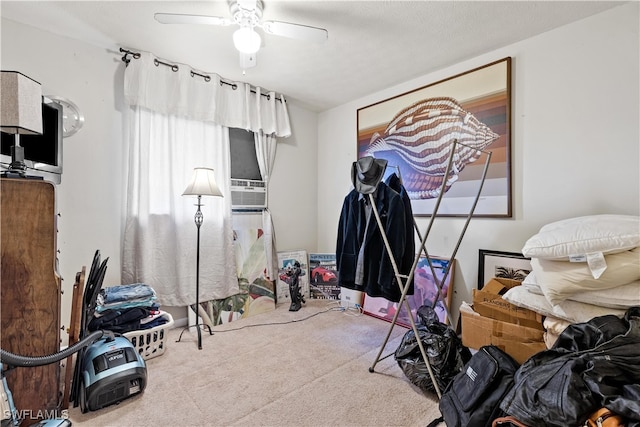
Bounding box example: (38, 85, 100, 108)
(363, 256, 455, 327)
(308, 253, 340, 300)
(478, 249, 531, 290)
(357, 57, 512, 217)
(276, 250, 309, 304)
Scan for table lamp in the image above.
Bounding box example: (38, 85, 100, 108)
(1, 71, 43, 177)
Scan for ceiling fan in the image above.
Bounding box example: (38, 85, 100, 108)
(154, 0, 328, 69)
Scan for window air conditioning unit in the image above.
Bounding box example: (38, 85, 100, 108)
(230, 179, 267, 210)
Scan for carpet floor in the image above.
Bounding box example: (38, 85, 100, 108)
(68, 299, 441, 426)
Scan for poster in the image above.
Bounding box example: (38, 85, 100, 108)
(363, 257, 455, 326)
(276, 250, 309, 304)
(308, 253, 340, 300)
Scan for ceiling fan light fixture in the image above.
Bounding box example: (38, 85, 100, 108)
(233, 26, 261, 54)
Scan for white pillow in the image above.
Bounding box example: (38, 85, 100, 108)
(522, 272, 537, 286)
(523, 279, 640, 310)
(531, 247, 640, 305)
(502, 285, 626, 323)
(522, 214, 640, 260)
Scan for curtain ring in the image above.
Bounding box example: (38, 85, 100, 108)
(266, 94, 271, 100)
(190, 70, 211, 82)
(232, 83, 238, 90)
(154, 58, 179, 72)
(119, 48, 141, 65)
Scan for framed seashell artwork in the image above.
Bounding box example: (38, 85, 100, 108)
(357, 57, 512, 217)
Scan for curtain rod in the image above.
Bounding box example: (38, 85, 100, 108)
(119, 48, 284, 103)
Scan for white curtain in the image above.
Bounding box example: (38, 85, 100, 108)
(254, 131, 278, 183)
(121, 51, 291, 306)
(253, 130, 279, 282)
(122, 106, 239, 306)
(123, 51, 291, 137)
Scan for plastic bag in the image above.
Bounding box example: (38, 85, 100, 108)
(394, 305, 471, 394)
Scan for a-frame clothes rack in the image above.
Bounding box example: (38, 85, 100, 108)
(365, 141, 492, 399)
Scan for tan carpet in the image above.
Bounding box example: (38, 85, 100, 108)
(68, 300, 441, 426)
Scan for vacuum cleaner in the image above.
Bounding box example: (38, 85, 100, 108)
(0, 250, 147, 425)
(76, 334, 146, 413)
(70, 251, 147, 413)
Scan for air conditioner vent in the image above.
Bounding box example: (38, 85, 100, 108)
(231, 179, 267, 210)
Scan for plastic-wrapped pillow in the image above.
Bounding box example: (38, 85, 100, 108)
(530, 247, 640, 306)
(522, 214, 640, 260)
(523, 275, 640, 310)
(502, 285, 626, 324)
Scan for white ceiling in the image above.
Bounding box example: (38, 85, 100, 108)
(1, 1, 625, 112)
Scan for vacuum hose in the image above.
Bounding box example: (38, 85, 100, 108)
(0, 330, 110, 368)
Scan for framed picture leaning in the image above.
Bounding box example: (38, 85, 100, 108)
(478, 249, 531, 289)
(363, 256, 455, 327)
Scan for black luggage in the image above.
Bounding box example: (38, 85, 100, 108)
(435, 345, 520, 427)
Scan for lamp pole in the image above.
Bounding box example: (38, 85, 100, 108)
(194, 195, 203, 349)
(178, 167, 221, 349)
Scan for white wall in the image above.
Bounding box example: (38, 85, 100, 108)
(268, 102, 318, 253)
(1, 19, 126, 338)
(317, 3, 640, 323)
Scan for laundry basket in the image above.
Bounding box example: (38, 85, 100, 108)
(124, 311, 174, 360)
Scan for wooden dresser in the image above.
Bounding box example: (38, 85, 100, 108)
(1, 178, 62, 420)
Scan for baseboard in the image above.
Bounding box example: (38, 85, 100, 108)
(171, 316, 188, 328)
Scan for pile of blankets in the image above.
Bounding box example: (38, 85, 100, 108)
(89, 283, 169, 334)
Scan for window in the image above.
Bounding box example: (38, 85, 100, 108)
(229, 128, 261, 181)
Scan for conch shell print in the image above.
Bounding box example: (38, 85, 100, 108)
(366, 97, 499, 199)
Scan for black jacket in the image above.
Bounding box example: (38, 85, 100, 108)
(500, 306, 640, 427)
(385, 173, 415, 294)
(336, 182, 406, 302)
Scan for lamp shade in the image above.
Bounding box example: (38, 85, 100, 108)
(182, 167, 223, 197)
(1, 71, 43, 135)
(233, 26, 261, 54)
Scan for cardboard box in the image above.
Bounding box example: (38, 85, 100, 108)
(460, 302, 547, 364)
(473, 278, 544, 330)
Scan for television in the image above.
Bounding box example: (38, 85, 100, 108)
(1, 96, 63, 184)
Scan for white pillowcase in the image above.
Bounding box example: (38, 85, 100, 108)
(522, 277, 640, 310)
(502, 285, 626, 324)
(530, 247, 640, 306)
(522, 214, 640, 260)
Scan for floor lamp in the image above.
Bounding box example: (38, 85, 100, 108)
(180, 167, 223, 350)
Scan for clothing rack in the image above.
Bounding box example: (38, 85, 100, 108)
(385, 164, 455, 325)
(366, 140, 493, 399)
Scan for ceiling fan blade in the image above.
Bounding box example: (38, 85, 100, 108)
(154, 13, 232, 26)
(261, 21, 328, 43)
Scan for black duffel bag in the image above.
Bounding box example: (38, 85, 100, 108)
(394, 305, 471, 394)
(435, 345, 521, 427)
